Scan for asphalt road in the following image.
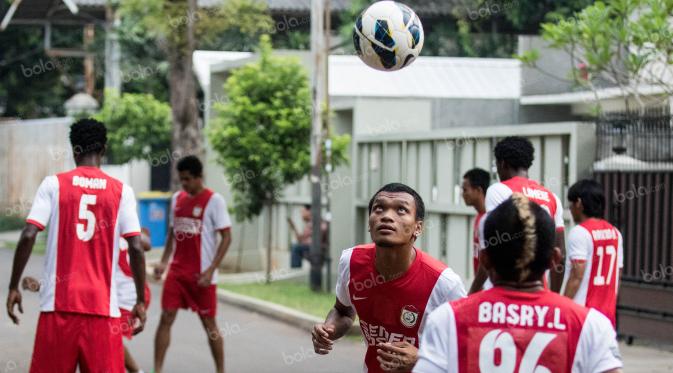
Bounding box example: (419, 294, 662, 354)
(0, 248, 367, 373)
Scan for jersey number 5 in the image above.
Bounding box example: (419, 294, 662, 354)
(77, 194, 97, 241)
(593, 245, 617, 286)
(479, 329, 556, 373)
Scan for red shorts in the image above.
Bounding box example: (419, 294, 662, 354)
(119, 285, 152, 340)
(161, 274, 217, 317)
(30, 311, 123, 373)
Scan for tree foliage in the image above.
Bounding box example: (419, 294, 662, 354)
(521, 0, 673, 110)
(209, 35, 349, 221)
(94, 90, 171, 164)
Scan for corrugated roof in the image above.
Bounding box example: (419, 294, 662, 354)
(328, 55, 521, 99)
(196, 50, 522, 100)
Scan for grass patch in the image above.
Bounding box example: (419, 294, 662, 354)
(220, 280, 338, 318)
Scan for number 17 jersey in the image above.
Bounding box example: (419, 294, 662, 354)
(414, 288, 622, 373)
(26, 166, 141, 317)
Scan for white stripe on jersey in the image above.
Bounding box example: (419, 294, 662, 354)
(418, 268, 466, 335)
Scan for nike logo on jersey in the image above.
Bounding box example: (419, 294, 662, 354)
(352, 295, 367, 301)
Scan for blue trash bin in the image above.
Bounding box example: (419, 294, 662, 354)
(137, 192, 172, 248)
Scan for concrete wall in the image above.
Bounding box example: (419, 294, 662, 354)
(431, 98, 518, 128)
(518, 36, 575, 96)
(353, 98, 432, 136)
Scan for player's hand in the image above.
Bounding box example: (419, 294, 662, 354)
(312, 323, 335, 354)
(6, 289, 23, 325)
(21, 277, 41, 292)
(376, 341, 418, 372)
(198, 267, 215, 287)
(154, 262, 167, 280)
(131, 302, 147, 335)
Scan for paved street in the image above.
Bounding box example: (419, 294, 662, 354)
(0, 247, 366, 373)
(1, 245, 672, 372)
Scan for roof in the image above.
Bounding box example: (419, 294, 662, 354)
(521, 85, 669, 106)
(328, 55, 521, 99)
(193, 50, 253, 89)
(197, 51, 522, 100)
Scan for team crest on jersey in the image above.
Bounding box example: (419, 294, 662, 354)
(192, 206, 203, 217)
(400, 305, 419, 328)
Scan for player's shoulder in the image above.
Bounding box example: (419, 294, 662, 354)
(341, 243, 375, 266)
(427, 301, 455, 325)
(541, 290, 591, 319)
(569, 224, 592, 239)
(486, 181, 511, 195)
(211, 191, 230, 204)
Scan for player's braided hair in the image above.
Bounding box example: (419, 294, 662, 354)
(494, 136, 534, 170)
(511, 193, 537, 282)
(483, 193, 555, 284)
(69, 118, 107, 157)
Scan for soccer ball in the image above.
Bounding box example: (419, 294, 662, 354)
(352, 1, 424, 71)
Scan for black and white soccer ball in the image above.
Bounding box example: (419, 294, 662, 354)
(352, 1, 424, 71)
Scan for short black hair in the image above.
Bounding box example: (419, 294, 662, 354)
(483, 194, 555, 283)
(463, 168, 491, 195)
(176, 155, 203, 177)
(568, 179, 605, 218)
(368, 182, 425, 221)
(69, 118, 107, 157)
(303, 204, 311, 210)
(494, 136, 534, 170)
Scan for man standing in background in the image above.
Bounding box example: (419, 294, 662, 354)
(153, 155, 232, 373)
(461, 168, 490, 290)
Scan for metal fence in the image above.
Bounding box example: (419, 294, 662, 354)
(596, 108, 673, 167)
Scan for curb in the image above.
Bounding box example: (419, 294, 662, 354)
(216, 289, 361, 336)
(146, 266, 360, 336)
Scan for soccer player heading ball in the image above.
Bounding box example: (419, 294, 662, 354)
(415, 194, 623, 373)
(313, 183, 466, 373)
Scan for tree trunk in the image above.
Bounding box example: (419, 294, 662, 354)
(167, 0, 202, 191)
(266, 201, 273, 284)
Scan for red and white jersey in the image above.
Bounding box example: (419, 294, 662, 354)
(414, 288, 622, 373)
(478, 177, 564, 290)
(26, 166, 141, 317)
(481, 176, 565, 238)
(336, 243, 466, 373)
(564, 219, 623, 327)
(168, 189, 232, 283)
(472, 212, 485, 275)
(115, 238, 151, 311)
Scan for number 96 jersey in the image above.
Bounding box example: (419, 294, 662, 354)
(26, 167, 141, 317)
(414, 288, 622, 373)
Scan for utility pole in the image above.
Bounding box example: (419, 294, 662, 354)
(309, 0, 327, 292)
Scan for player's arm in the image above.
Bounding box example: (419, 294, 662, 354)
(550, 194, 567, 293)
(198, 227, 232, 287)
(469, 261, 488, 294)
(6, 224, 40, 324)
(126, 234, 147, 335)
(8, 176, 54, 325)
(563, 260, 586, 299)
(550, 230, 566, 293)
(154, 227, 174, 280)
(312, 298, 355, 354)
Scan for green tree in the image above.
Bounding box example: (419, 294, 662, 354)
(94, 90, 171, 164)
(519, 0, 673, 111)
(0, 26, 74, 118)
(119, 0, 273, 187)
(208, 35, 349, 281)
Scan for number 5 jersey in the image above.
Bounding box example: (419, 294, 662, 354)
(25, 167, 141, 317)
(414, 287, 622, 373)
